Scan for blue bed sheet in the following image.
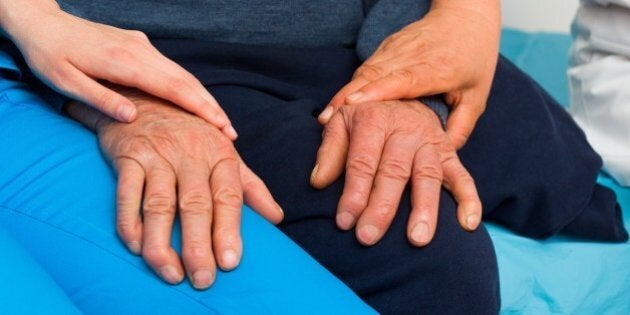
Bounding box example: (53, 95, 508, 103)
(493, 29, 630, 314)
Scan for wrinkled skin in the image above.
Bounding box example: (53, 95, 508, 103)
(66, 89, 283, 289)
(311, 99, 482, 246)
(320, 0, 500, 149)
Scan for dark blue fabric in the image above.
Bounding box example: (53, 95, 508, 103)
(6, 38, 628, 312)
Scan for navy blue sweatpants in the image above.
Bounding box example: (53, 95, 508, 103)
(6, 39, 627, 314)
(144, 40, 626, 313)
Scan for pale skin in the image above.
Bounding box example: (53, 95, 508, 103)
(1, 0, 501, 288)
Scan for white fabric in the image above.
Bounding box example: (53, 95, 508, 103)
(569, 1, 630, 186)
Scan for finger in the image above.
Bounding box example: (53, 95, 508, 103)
(141, 163, 184, 285)
(114, 158, 145, 255)
(407, 145, 443, 246)
(355, 134, 415, 246)
(53, 65, 137, 122)
(240, 161, 284, 224)
(345, 66, 449, 105)
(337, 118, 386, 231)
(83, 54, 236, 139)
(144, 55, 238, 140)
(320, 78, 369, 124)
(210, 156, 244, 272)
(176, 163, 215, 290)
(445, 99, 485, 149)
(64, 100, 113, 132)
(441, 152, 482, 231)
(311, 113, 349, 189)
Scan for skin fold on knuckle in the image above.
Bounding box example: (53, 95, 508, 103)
(178, 190, 213, 217)
(212, 186, 243, 210)
(378, 158, 412, 182)
(143, 192, 176, 219)
(340, 192, 369, 215)
(354, 64, 385, 81)
(142, 244, 172, 266)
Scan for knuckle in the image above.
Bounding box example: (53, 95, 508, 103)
(142, 245, 170, 265)
(143, 193, 176, 216)
(371, 201, 397, 222)
(96, 89, 118, 108)
(341, 193, 369, 214)
(347, 154, 378, 177)
(179, 191, 213, 215)
(391, 69, 417, 85)
(414, 163, 443, 182)
(212, 187, 242, 209)
(50, 67, 75, 91)
(106, 46, 134, 63)
(167, 78, 189, 96)
(379, 158, 411, 181)
(116, 221, 136, 241)
(129, 30, 149, 41)
(182, 243, 211, 261)
(354, 64, 385, 81)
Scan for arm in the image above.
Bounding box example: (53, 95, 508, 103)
(0, 0, 237, 139)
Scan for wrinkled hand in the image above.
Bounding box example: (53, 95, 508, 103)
(311, 100, 481, 246)
(320, 0, 500, 149)
(66, 89, 283, 289)
(0, 0, 236, 138)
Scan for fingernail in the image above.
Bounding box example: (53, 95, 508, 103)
(318, 107, 333, 121)
(192, 269, 214, 290)
(466, 214, 480, 231)
(159, 265, 183, 284)
(411, 222, 430, 245)
(275, 202, 285, 216)
(225, 125, 238, 140)
(357, 225, 379, 245)
(118, 104, 136, 122)
(336, 212, 355, 230)
(346, 91, 364, 103)
(310, 164, 319, 184)
(126, 241, 141, 255)
(221, 249, 239, 270)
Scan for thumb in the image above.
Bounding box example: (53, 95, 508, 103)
(311, 113, 349, 189)
(345, 67, 443, 105)
(445, 98, 485, 149)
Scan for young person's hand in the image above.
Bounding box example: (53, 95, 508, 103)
(320, 0, 500, 149)
(0, 0, 237, 139)
(311, 99, 481, 246)
(66, 88, 283, 289)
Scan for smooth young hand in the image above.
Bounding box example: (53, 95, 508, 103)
(0, 0, 237, 139)
(320, 0, 501, 149)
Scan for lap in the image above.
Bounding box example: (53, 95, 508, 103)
(0, 75, 372, 313)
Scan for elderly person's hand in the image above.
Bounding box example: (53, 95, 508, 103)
(0, 0, 236, 139)
(319, 0, 500, 149)
(65, 88, 283, 289)
(311, 100, 481, 246)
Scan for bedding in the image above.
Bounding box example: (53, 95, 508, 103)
(492, 29, 630, 314)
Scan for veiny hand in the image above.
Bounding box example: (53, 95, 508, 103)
(319, 0, 500, 149)
(66, 89, 283, 289)
(0, 0, 236, 138)
(311, 100, 481, 246)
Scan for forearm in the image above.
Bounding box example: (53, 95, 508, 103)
(0, 0, 61, 40)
